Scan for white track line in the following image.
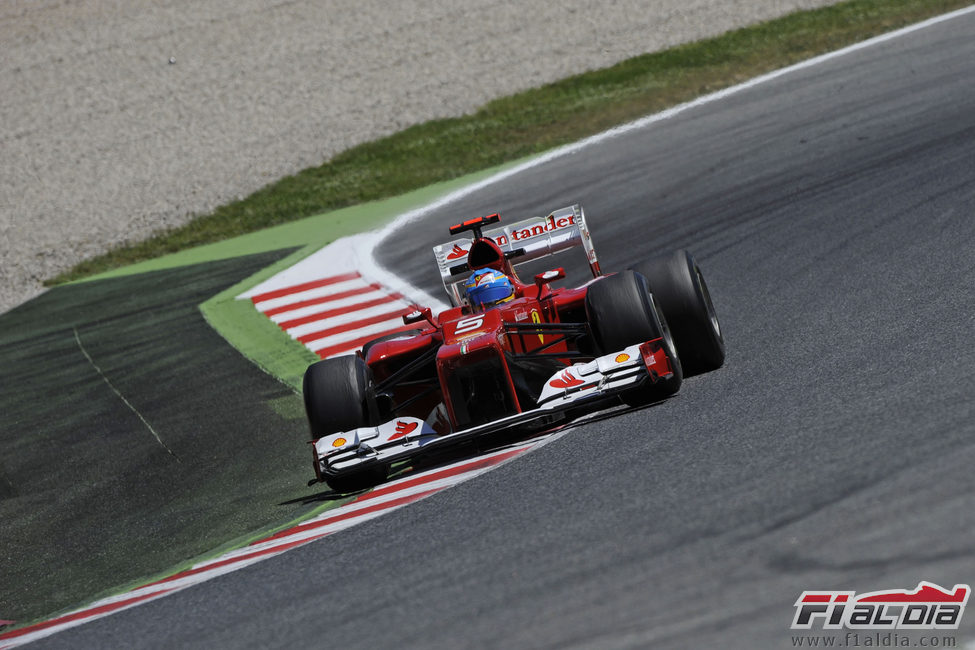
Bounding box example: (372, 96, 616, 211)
(0, 440, 545, 649)
(265, 293, 391, 325)
(283, 304, 410, 338)
(304, 318, 410, 349)
(253, 278, 372, 313)
(203, 445, 538, 566)
(351, 5, 975, 304)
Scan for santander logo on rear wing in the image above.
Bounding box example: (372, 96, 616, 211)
(432, 204, 601, 306)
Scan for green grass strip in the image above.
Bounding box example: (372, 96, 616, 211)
(48, 0, 973, 285)
(192, 164, 526, 391)
(77, 164, 522, 282)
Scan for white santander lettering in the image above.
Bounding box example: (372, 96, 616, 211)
(510, 214, 576, 241)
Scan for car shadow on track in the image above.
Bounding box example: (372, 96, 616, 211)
(285, 395, 676, 505)
(277, 490, 351, 506)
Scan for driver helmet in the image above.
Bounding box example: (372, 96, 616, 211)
(465, 268, 514, 308)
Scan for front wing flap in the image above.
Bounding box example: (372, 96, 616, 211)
(312, 340, 674, 482)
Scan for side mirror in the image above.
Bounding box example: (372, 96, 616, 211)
(403, 306, 437, 327)
(534, 268, 565, 293)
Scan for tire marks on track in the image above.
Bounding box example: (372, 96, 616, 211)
(0, 440, 544, 648)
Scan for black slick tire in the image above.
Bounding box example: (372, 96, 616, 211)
(302, 355, 387, 492)
(631, 250, 724, 376)
(584, 270, 682, 404)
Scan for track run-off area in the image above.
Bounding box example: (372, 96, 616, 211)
(3, 6, 975, 648)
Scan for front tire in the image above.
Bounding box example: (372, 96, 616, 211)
(632, 250, 725, 376)
(303, 355, 388, 492)
(303, 355, 379, 437)
(585, 270, 682, 404)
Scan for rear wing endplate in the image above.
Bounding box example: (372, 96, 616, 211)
(432, 205, 601, 306)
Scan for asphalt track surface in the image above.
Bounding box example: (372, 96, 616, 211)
(45, 11, 975, 649)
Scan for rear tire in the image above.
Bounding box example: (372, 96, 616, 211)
(585, 270, 682, 404)
(632, 250, 724, 376)
(303, 355, 388, 492)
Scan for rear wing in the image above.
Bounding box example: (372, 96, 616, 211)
(432, 205, 601, 306)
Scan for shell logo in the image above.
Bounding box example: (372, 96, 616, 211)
(331, 437, 347, 448)
(615, 353, 630, 363)
(531, 309, 543, 342)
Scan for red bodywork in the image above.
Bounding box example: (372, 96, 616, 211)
(362, 227, 599, 434)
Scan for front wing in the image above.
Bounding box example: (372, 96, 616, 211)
(312, 339, 674, 483)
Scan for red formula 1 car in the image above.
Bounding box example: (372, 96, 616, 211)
(303, 206, 724, 492)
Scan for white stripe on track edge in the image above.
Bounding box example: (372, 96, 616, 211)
(304, 318, 411, 350)
(0, 435, 560, 649)
(252, 278, 373, 313)
(269, 298, 401, 328)
(197, 441, 543, 567)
